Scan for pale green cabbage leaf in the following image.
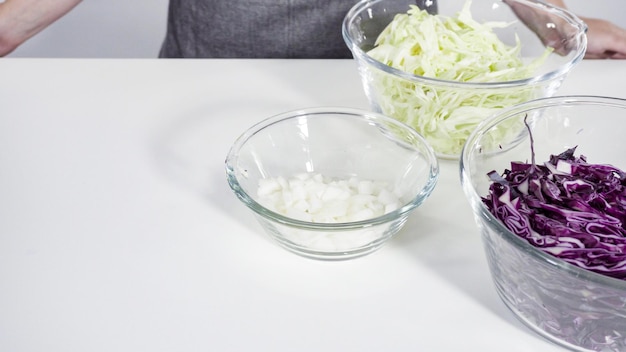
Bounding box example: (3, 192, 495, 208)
(366, 1, 552, 157)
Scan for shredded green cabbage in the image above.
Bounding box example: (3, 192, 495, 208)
(366, 1, 552, 157)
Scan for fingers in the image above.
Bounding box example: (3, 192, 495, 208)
(582, 17, 626, 60)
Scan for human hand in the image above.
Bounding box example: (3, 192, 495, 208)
(580, 17, 626, 59)
(503, 0, 582, 56)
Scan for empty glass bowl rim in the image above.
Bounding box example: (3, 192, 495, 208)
(342, 0, 587, 89)
(225, 106, 439, 230)
(460, 95, 626, 289)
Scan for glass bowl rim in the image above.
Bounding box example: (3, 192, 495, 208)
(225, 106, 440, 230)
(342, 0, 588, 89)
(460, 95, 626, 290)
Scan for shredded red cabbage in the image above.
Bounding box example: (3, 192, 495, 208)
(483, 147, 626, 280)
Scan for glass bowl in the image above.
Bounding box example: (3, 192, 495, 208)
(461, 96, 626, 351)
(343, 0, 587, 159)
(225, 107, 439, 260)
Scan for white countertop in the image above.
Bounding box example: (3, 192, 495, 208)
(1, 59, 624, 352)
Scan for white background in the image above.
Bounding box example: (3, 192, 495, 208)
(6, 0, 626, 58)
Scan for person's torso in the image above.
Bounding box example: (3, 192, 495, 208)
(160, 0, 356, 58)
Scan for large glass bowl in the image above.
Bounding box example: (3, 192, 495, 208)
(225, 107, 439, 260)
(343, 0, 587, 159)
(461, 96, 626, 351)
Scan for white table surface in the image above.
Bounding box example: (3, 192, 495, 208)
(0, 59, 624, 352)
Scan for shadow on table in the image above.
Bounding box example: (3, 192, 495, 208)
(386, 159, 548, 343)
(149, 99, 293, 238)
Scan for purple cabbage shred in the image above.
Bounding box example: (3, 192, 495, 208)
(483, 147, 626, 279)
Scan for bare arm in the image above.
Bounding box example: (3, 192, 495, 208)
(0, 0, 82, 56)
(546, 0, 566, 7)
(546, 0, 626, 59)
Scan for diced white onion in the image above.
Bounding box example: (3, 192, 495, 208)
(257, 173, 402, 223)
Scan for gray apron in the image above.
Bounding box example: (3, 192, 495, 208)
(159, 0, 437, 58)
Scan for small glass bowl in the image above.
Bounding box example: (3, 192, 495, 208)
(225, 107, 439, 260)
(343, 0, 587, 159)
(461, 96, 626, 351)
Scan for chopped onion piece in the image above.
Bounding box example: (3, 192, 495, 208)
(257, 173, 402, 223)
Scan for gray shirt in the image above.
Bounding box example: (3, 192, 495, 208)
(159, 0, 437, 58)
